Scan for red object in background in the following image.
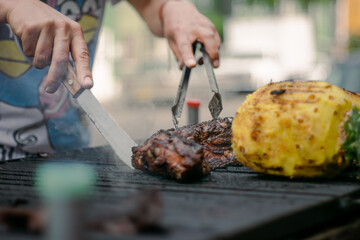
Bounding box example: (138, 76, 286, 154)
(187, 99, 200, 125)
(187, 99, 201, 108)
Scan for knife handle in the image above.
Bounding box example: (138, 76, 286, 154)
(63, 62, 84, 98)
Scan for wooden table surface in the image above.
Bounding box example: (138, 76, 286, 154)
(1, 146, 360, 240)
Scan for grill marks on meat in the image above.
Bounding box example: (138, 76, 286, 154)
(132, 117, 236, 181)
(132, 134, 210, 182)
(176, 117, 236, 169)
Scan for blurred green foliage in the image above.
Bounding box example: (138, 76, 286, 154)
(349, 35, 360, 53)
(243, 0, 335, 9)
(194, 0, 229, 41)
(202, 11, 224, 40)
(244, 0, 275, 8)
(194, 0, 337, 41)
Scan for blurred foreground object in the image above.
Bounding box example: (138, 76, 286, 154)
(0, 187, 163, 236)
(232, 81, 360, 179)
(89, 189, 163, 235)
(36, 163, 96, 240)
(0, 205, 46, 233)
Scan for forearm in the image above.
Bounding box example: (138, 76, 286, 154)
(127, 0, 170, 37)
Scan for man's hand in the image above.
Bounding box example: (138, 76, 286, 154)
(161, 1, 221, 69)
(127, 0, 221, 70)
(0, 0, 93, 93)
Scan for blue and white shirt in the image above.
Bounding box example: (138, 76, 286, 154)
(0, 0, 111, 160)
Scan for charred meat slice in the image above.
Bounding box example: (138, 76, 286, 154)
(0, 206, 46, 234)
(89, 189, 164, 235)
(132, 117, 237, 181)
(176, 117, 236, 169)
(132, 135, 210, 182)
(0, 190, 164, 235)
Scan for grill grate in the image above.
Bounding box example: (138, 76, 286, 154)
(1, 146, 360, 240)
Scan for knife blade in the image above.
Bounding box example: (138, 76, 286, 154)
(63, 63, 136, 169)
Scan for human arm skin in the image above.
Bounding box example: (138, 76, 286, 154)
(0, 0, 93, 93)
(127, 0, 221, 69)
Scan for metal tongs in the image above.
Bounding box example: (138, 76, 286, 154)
(171, 42, 223, 129)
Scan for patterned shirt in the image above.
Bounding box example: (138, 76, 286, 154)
(0, 0, 110, 160)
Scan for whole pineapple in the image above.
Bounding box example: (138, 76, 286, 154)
(231, 81, 360, 178)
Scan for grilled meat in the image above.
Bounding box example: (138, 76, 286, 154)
(0, 206, 45, 233)
(132, 117, 236, 181)
(174, 117, 236, 169)
(89, 189, 164, 235)
(0, 189, 163, 235)
(232, 81, 360, 178)
(132, 135, 209, 181)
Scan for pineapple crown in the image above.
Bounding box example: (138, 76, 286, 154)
(343, 107, 360, 165)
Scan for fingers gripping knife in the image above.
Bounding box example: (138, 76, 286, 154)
(63, 62, 136, 169)
(171, 43, 223, 129)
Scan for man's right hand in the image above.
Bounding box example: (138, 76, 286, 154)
(0, 0, 93, 93)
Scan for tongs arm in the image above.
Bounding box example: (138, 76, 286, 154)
(171, 43, 223, 129)
(201, 45, 223, 120)
(171, 43, 197, 129)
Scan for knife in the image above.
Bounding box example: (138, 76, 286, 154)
(63, 62, 136, 169)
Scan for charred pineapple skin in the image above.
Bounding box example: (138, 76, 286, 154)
(231, 81, 360, 178)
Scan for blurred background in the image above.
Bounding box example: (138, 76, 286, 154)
(90, 0, 360, 145)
